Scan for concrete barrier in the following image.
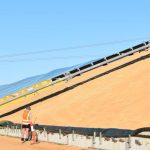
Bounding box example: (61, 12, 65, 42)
(0, 127, 150, 150)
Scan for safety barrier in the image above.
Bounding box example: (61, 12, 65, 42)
(0, 126, 150, 150)
(0, 40, 150, 107)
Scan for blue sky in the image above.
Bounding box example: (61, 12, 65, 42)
(0, 0, 150, 85)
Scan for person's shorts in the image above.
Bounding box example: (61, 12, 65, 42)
(22, 124, 30, 129)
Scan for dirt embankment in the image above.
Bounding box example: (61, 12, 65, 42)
(1, 50, 150, 130)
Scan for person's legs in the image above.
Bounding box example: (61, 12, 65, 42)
(22, 124, 30, 141)
(28, 124, 32, 141)
(25, 128, 29, 141)
(21, 126, 25, 141)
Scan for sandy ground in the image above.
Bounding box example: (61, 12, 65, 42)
(1, 50, 150, 130)
(0, 136, 81, 150)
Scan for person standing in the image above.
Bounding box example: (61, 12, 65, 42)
(21, 106, 32, 142)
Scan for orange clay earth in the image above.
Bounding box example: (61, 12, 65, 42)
(0, 50, 150, 130)
(0, 136, 81, 150)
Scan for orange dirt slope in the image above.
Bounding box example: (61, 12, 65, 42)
(1, 50, 150, 130)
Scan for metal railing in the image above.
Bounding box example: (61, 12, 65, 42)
(0, 40, 150, 106)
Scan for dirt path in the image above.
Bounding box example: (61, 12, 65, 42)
(0, 136, 81, 150)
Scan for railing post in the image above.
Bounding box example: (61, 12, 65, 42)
(72, 130, 75, 141)
(67, 135, 69, 145)
(7, 125, 9, 136)
(128, 135, 131, 148)
(59, 129, 61, 139)
(99, 132, 102, 145)
(93, 132, 96, 146)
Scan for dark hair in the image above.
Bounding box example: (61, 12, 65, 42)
(26, 106, 31, 110)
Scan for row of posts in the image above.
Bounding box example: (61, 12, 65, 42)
(0, 126, 132, 149)
(44, 128, 132, 149)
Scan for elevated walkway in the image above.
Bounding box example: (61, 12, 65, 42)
(0, 41, 149, 108)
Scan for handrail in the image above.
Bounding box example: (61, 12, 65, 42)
(0, 40, 150, 106)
